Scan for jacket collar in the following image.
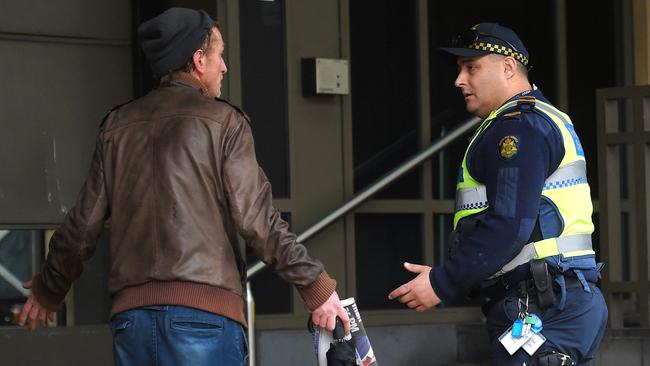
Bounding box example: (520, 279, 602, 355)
(160, 72, 215, 98)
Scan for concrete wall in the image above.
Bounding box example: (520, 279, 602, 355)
(2, 324, 647, 366)
(0, 0, 133, 224)
(0, 325, 113, 365)
(256, 325, 650, 366)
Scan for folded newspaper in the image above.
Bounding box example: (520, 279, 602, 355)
(312, 297, 378, 366)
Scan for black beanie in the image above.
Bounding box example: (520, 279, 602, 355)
(138, 8, 215, 79)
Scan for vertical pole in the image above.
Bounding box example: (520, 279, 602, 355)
(246, 282, 256, 366)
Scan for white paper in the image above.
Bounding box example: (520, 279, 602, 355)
(498, 326, 534, 355)
(522, 332, 547, 356)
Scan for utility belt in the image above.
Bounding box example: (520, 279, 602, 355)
(482, 271, 588, 303)
(482, 260, 598, 310)
(448, 219, 599, 310)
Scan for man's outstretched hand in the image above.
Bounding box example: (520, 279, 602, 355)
(311, 291, 351, 334)
(388, 262, 441, 312)
(18, 280, 56, 330)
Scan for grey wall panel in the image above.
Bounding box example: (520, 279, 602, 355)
(0, 0, 131, 40)
(0, 325, 113, 366)
(284, 0, 347, 304)
(0, 41, 133, 223)
(257, 324, 457, 365)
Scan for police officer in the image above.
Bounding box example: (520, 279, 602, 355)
(388, 23, 608, 365)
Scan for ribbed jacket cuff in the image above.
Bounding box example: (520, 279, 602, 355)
(298, 271, 336, 311)
(31, 274, 66, 311)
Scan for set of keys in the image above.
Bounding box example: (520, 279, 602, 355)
(499, 294, 547, 355)
(512, 294, 543, 338)
(512, 313, 543, 338)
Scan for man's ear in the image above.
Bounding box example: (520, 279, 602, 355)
(192, 49, 205, 74)
(503, 56, 517, 79)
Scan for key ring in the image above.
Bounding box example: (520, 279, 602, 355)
(517, 292, 529, 318)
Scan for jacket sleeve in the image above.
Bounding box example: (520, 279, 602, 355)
(430, 113, 564, 301)
(31, 131, 110, 311)
(221, 110, 336, 310)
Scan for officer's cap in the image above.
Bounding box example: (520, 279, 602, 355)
(441, 23, 529, 67)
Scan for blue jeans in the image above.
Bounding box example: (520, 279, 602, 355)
(485, 282, 608, 366)
(110, 305, 248, 366)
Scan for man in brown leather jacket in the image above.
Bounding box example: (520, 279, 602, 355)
(18, 7, 349, 365)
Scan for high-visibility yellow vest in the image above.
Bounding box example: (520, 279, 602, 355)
(453, 96, 595, 276)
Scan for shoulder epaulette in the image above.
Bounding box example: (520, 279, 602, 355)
(515, 95, 536, 112)
(214, 97, 251, 123)
(503, 111, 522, 119)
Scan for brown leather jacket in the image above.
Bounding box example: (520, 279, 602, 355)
(32, 75, 336, 320)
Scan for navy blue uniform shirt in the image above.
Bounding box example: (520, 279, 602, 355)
(430, 89, 566, 301)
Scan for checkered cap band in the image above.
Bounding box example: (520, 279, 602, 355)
(468, 42, 529, 66)
(456, 201, 489, 211)
(543, 177, 588, 190)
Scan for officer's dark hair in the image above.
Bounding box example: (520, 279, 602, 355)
(492, 53, 529, 78)
(516, 62, 529, 78)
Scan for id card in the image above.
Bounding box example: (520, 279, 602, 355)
(522, 332, 546, 355)
(498, 327, 534, 355)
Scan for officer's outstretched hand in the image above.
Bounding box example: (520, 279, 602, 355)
(388, 262, 441, 312)
(311, 291, 351, 334)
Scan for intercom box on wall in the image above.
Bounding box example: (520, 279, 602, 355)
(302, 57, 349, 96)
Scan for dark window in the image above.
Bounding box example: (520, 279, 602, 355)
(566, 0, 623, 199)
(432, 214, 453, 267)
(73, 230, 111, 325)
(355, 214, 423, 310)
(350, 0, 421, 198)
(0, 230, 42, 326)
(240, 0, 290, 198)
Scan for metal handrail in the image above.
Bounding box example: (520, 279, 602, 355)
(246, 115, 480, 278)
(244, 115, 481, 365)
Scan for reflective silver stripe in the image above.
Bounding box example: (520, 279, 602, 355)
(489, 234, 592, 278)
(543, 160, 588, 190)
(535, 102, 570, 126)
(455, 186, 488, 211)
(455, 161, 587, 211)
(546, 160, 585, 182)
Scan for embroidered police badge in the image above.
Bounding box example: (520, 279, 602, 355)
(499, 136, 519, 159)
